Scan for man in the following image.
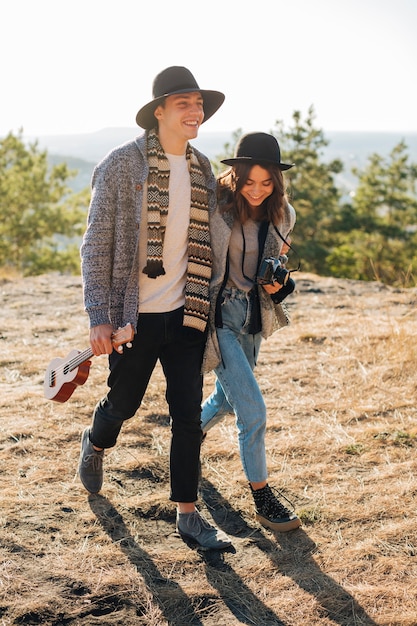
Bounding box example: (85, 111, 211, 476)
(78, 66, 231, 550)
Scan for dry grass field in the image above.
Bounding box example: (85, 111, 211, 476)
(1, 272, 416, 626)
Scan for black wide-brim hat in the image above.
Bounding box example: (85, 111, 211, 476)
(221, 132, 294, 170)
(136, 66, 225, 130)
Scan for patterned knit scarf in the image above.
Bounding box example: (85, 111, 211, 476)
(143, 129, 212, 332)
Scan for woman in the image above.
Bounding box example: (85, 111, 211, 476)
(202, 132, 301, 532)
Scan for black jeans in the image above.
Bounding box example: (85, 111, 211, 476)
(89, 307, 205, 503)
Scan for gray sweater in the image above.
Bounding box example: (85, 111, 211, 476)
(80, 133, 217, 331)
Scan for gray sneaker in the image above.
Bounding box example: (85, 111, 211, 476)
(78, 428, 104, 493)
(176, 510, 232, 550)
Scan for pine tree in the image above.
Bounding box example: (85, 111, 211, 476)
(0, 130, 89, 275)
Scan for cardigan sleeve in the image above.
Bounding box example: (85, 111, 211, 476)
(80, 156, 119, 327)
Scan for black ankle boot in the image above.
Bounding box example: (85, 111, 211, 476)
(250, 484, 301, 532)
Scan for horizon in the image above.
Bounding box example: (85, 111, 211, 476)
(27, 128, 417, 191)
(21, 126, 417, 140)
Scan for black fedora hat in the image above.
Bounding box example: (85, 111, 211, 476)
(221, 132, 294, 170)
(136, 66, 225, 130)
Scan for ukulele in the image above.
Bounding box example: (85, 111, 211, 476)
(44, 323, 134, 403)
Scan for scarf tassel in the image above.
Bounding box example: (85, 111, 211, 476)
(142, 261, 166, 279)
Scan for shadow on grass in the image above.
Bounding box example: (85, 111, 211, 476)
(201, 480, 379, 626)
(198, 547, 286, 625)
(89, 494, 285, 625)
(89, 494, 204, 625)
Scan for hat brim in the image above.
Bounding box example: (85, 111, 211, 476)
(136, 89, 225, 129)
(221, 156, 294, 171)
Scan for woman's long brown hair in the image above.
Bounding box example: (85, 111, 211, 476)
(217, 162, 288, 225)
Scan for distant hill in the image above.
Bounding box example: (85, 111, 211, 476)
(26, 128, 417, 194)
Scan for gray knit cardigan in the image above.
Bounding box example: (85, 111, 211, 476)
(80, 134, 217, 331)
(202, 201, 296, 374)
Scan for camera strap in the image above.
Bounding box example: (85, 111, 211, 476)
(240, 222, 257, 284)
(272, 225, 301, 273)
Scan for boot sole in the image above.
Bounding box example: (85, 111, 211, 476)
(256, 513, 301, 532)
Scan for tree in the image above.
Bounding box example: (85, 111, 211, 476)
(273, 106, 344, 274)
(0, 130, 89, 275)
(327, 141, 417, 286)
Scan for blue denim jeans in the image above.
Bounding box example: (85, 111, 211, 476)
(201, 287, 267, 482)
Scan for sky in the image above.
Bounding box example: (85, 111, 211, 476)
(2, 0, 417, 139)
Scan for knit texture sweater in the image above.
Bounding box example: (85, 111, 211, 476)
(80, 133, 217, 331)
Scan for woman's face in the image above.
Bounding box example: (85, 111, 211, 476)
(239, 164, 274, 209)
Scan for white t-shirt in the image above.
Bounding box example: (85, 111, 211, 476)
(138, 153, 190, 312)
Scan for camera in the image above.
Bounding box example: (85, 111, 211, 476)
(257, 256, 295, 303)
(257, 257, 291, 286)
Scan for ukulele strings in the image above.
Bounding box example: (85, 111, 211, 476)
(50, 348, 93, 379)
(48, 328, 129, 380)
